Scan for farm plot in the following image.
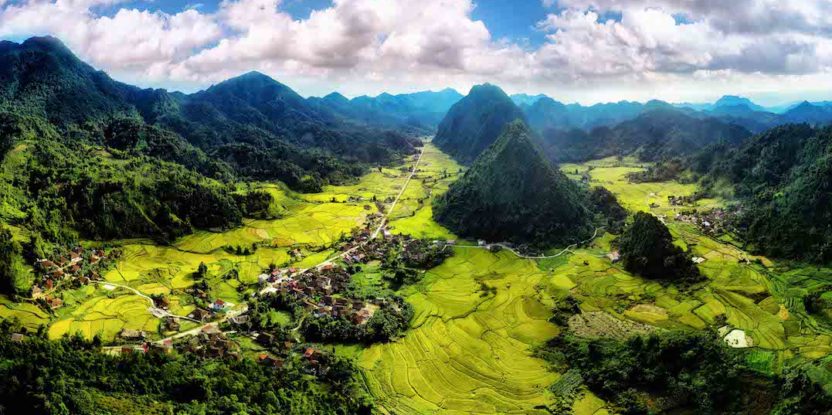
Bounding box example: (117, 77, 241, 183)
(48, 293, 158, 340)
(359, 248, 558, 414)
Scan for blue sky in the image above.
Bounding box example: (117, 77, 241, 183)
(1, 0, 831, 105)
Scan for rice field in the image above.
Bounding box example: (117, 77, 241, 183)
(359, 249, 558, 414)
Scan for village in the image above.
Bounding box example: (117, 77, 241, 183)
(101, 213, 449, 376)
(30, 246, 116, 310)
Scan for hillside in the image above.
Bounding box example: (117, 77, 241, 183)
(433, 120, 592, 246)
(433, 83, 526, 164)
(538, 108, 751, 163)
(0, 37, 142, 125)
(699, 124, 832, 263)
(0, 37, 420, 193)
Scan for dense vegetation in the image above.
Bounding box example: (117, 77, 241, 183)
(433, 83, 526, 164)
(698, 124, 832, 263)
(0, 322, 371, 414)
(618, 212, 700, 281)
(0, 37, 419, 194)
(588, 187, 627, 234)
(537, 108, 750, 163)
(540, 330, 832, 415)
(434, 120, 593, 247)
(19, 138, 242, 242)
(0, 226, 29, 296)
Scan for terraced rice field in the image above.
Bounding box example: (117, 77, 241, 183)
(556, 157, 832, 386)
(359, 249, 558, 414)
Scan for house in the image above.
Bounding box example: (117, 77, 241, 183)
(120, 328, 146, 340)
(230, 314, 249, 325)
(477, 240, 487, 247)
(202, 324, 222, 335)
(352, 309, 372, 325)
(163, 317, 180, 332)
(211, 299, 227, 312)
(607, 251, 621, 263)
(47, 297, 63, 309)
(149, 339, 173, 354)
(189, 308, 213, 321)
(153, 296, 170, 309)
(10, 333, 24, 343)
(303, 347, 316, 360)
(31, 285, 45, 300)
(258, 353, 283, 367)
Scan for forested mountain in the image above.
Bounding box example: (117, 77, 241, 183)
(433, 83, 526, 164)
(537, 108, 751, 163)
(308, 88, 461, 134)
(520, 93, 832, 140)
(522, 97, 671, 132)
(433, 120, 593, 247)
(678, 96, 832, 133)
(510, 93, 547, 107)
(0, 37, 142, 124)
(697, 124, 832, 263)
(0, 37, 420, 193)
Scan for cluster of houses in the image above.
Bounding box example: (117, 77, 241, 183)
(185, 298, 231, 322)
(181, 324, 240, 360)
(259, 263, 379, 325)
(256, 345, 331, 376)
(667, 194, 698, 206)
(30, 247, 113, 309)
(119, 324, 239, 359)
(675, 208, 733, 236)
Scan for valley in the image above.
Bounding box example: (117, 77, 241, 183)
(5, 139, 832, 414)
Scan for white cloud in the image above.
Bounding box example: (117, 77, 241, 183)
(1, 0, 832, 103)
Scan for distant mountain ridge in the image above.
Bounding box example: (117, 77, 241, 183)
(537, 107, 752, 163)
(308, 87, 462, 133)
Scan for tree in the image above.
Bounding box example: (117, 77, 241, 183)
(195, 262, 208, 279)
(0, 227, 31, 296)
(618, 212, 700, 281)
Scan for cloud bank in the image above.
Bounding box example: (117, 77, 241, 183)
(2, 0, 831, 104)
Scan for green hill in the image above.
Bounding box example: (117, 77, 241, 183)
(433, 120, 592, 246)
(619, 212, 700, 280)
(538, 108, 751, 163)
(700, 124, 832, 263)
(433, 83, 526, 164)
(0, 37, 419, 192)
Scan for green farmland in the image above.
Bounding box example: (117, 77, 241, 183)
(5, 143, 832, 414)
